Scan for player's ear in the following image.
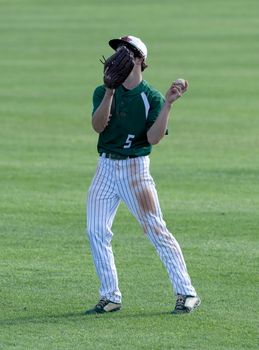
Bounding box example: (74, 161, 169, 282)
(134, 57, 143, 65)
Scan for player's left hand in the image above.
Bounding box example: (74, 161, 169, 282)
(165, 80, 188, 105)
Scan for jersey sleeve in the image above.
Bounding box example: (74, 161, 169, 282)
(146, 91, 165, 130)
(92, 85, 106, 116)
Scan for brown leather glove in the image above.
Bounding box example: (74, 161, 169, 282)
(102, 46, 135, 89)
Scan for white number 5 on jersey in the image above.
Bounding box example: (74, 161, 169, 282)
(123, 134, 135, 149)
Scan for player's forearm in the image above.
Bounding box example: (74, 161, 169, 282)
(147, 101, 172, 145)
(92, 90, 114, 133)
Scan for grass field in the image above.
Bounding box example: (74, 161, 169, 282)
(1, 0, 259, 349)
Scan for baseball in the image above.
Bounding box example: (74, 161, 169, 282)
(174, 78, 186, 88)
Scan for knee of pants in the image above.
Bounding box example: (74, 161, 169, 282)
(86, 221, 113, 243)
(139, 216, 168, 236)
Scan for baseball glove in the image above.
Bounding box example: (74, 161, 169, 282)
(101, 46, 135, 89)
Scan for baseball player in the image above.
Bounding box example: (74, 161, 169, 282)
(85, 35, 201, 315)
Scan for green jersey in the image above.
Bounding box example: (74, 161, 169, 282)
(92, 80, 165, 157)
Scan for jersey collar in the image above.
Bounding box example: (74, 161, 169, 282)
(119, 80, 146, 95)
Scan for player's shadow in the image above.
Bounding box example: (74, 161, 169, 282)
(1, 310, 171, 326)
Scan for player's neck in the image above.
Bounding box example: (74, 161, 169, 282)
(123, 68, 142, 90)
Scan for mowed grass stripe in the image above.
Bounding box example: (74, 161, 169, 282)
(0, 0, 258, 349)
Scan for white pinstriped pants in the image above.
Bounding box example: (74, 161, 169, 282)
(86, 155, 196, 303)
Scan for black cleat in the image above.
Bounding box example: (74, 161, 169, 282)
(172, 294, 201, 315)
(85, 298, 121, 315)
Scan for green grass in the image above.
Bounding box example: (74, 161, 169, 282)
(1, 0, 258, 349)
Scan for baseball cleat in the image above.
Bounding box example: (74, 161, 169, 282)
(172, 294, 201, 315)
(85, 298, 121, 315)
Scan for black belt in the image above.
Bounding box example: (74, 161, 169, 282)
(100, 152, 138, 160)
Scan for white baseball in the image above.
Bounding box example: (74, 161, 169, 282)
(174, 78, 186, 87)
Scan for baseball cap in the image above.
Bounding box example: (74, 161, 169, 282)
(109, 35, 148, 59)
